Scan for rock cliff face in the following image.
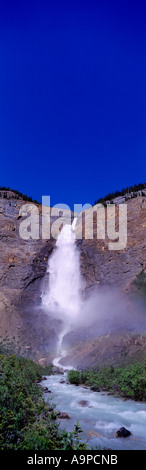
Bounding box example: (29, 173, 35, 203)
(0, 195, 59, 361)
(78, 195, 146, 291)
(0, 191, 145, 366)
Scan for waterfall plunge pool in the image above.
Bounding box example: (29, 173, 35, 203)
(41, 373, 146, 450)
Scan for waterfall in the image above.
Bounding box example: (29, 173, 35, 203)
(42, 219, 82, 317)
(42, 219, 83, 366)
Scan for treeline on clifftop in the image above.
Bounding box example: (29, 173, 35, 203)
(67, 362, 146, 401)
(0, 354, 86, 450)
(94, 182, 146, 206)
(0, 182, 146, 207)
(0, 186, 39, 204)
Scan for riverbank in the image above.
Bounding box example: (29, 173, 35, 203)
(67, 362, 146, 401)
(0, 354, 87, 450)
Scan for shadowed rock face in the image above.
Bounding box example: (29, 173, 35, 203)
(0, 193, 145, 366)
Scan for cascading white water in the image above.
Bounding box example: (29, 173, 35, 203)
(42, 219, 82, 317)
(42, 219, 83, 366)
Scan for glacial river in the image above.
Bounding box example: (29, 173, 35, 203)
(42, 373, 146, 450)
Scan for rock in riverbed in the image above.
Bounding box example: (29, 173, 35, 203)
(52, 366, 64, 375)
(56, 411, 70, 419)
(115, 427, 131, 438)
(42, 387, 52, 393)
(78, 400, 89, 407)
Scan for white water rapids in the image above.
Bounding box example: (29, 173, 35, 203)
(42, 374, 146, 450)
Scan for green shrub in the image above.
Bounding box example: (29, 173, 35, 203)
(0, 354, 86, 450)
(67, 362, 146, 401)
(67, 370, 80, 385)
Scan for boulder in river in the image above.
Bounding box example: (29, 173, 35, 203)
(91, 386, 100, 392)
(115, 427, 131, 438)
(52, 366, 64, 375)
(78, 400, 89, 407)
(56, 411, 70, 419)
(42, 387, 52, 393)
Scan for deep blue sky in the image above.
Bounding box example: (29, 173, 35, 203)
(0, 0, 146, 209)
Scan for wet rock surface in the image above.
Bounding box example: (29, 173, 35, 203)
(42, 387, 52, 393)
(52, 366, 64, 375)
(115, 427, 131, 438)
(56, 411, 70, 419)
(78, 400, 89, 407)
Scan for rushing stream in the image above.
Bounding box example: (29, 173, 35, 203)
(42, 372, 146, 451)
